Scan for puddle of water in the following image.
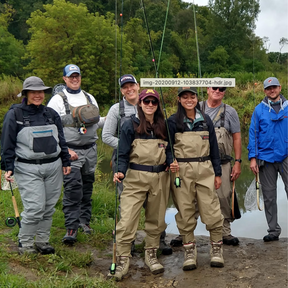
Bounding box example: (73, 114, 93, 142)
(165, 177, 288, 239)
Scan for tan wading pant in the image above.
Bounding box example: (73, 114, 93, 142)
(216, 162, 233, 237)
(116, 139, 169, 257)
(172, 131, 223, 244)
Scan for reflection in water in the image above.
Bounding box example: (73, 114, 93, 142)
(166, 171, 288, 239)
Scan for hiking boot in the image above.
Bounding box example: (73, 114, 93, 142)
(210, 241, 224, 268)
(183, 242, 197, 271)
(107, 256, 130, 281)
(170, 235, 183, 247)
(62, 229, 77, 244)
(263, 234, 279, 242)
(223, 235, 239, 246)
(18, 243, 37, 255)
(79, 223, 93, 235)
(35, 242, 55, 255)
(145, 248, 164, 275)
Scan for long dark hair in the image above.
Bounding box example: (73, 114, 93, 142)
(175, 98, 201, 132)
(136, 100, 167, 140)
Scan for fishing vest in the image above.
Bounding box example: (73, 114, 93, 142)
(59, 91, 100, 128)
(202, 102, 233, 164)
(13, 108, 61, 161)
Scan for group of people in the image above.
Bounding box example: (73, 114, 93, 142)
(1, 67, 287, 281)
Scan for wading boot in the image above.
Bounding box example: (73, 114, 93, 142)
(159, 231, 172, 255)
(107, 256, 130, 281)
(183, 242, 197, 270)
(223, 235, 239, 246)
(79, 223, 93, 235)
(210, 241, 224, 267)
(170, 235, 183, 247)
(18, 243, 37, 255)
(145, 248, 164, 275)
(35, 242, 55, 255)
(62, 229, 77, 245)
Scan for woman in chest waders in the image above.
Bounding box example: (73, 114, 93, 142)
(108, 89, 169, 281)
(167, 87, 224, 270)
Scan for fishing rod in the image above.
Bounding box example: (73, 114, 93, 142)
(109, 0, 124, 275)
(1, 168, 21, 228)
(141, 0, 181, 188)
(192, 1, 203, 100)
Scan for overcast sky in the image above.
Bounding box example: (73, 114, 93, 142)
(185, 0, 288, 53)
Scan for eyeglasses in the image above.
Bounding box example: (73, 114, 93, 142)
(142, 99, 158, 106)
(212, 87, 226, 92)
(68, 75, 80, 79)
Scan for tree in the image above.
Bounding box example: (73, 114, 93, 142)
(24, 0, 133, 104)
(0, 4, 25, 76)
(277, 37, 288, 63)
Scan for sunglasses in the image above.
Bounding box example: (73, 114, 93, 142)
(142, 99, 158, 106)
(212, 87, 226, 92)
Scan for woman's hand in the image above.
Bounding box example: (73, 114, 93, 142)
(113, 172, 124, 183)
(63, 166, 71, 175)
(214, 176, 222, 190)
(170, 160, 179, 173)
(4, 171, 14, 182)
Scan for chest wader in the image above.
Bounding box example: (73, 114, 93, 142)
(172, 131, 223, 244)
(116, 138, 169, 256)
(13, 108, 63, 247)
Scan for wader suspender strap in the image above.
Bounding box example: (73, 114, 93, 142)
(202, 101, 226, 127)
(14, 108, 54, 127)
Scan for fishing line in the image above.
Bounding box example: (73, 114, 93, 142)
(141, 0, 181, 187)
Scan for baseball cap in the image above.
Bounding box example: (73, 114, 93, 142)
(63, 64, 81, 77)
(139, 89, 160, 101)
(118, 74, 137, 87)
(263, 77, 280, 89)
(18, 76, 52, 97)
(178, 87, 198, 96)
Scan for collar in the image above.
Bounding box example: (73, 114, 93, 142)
(66, 86, 81, 94)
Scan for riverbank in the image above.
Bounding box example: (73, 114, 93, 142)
(101, 232, 288, 288)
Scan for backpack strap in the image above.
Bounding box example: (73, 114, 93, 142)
(83, 90, 93, 104)
(119, 100, 125, 118)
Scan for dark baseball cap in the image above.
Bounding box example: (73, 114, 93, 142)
(118, 74, 137, 87)
(178, 87, 198, 96)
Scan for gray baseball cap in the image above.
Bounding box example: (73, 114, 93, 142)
(263, 77, 280, 89)
(18, 76, 52, 97)
(178, 87, 198, 96)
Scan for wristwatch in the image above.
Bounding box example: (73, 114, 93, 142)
(235, 159, 242, 163)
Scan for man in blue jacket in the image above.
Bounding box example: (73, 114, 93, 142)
(248, 77, 288, 242)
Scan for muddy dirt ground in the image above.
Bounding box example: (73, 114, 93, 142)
(93, 232, 288, 288)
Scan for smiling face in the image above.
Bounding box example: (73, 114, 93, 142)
(63, 72, 81, 90)
(139, 96, 159, 117)
(264, 85, 282, 101)
(120, 82, 140, 105)
(178, 91, 198, 113)
(26, 90, 45, 106)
